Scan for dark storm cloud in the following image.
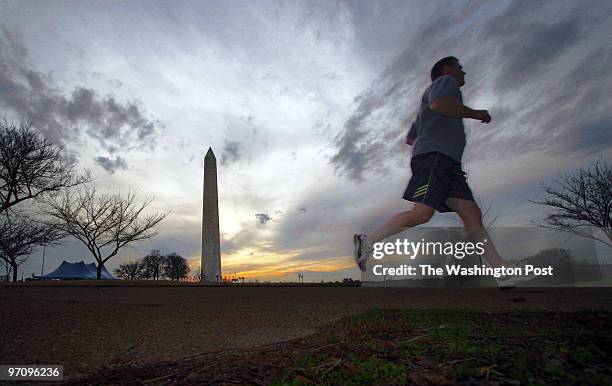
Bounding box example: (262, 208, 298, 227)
(329, 106, 392, 182)
(328, 2, 472, 182)
(330, 0, 611, 182)
(218, 114, 268, 167)
(465, 46, 612, 162)
(576, 120, 612, 155)
(0, 28, 160, 167)
(94, 155, 128, 174)
(255, 213, 272, 225)
(481, 9, 588, 92)
(221, 140, 241, 166)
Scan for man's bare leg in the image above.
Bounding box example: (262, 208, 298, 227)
(369, 202, 435, 244)
(444, 198, 508, 268)
(353, 203, 435, 271)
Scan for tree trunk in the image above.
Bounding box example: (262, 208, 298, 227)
(97, 263, 102, 280)
(11, 262, 17, 282)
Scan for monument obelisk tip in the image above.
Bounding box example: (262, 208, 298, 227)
(205, 147, 216, 159)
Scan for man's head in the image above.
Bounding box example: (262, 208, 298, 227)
(431, 56, 465, 87)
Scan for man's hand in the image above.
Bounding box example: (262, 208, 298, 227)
(472, 110, 491, 123)
(430, 98, 491, 123)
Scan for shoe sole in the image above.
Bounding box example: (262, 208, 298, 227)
(497, 272, 537, 290)
(498, 286, 516, 291)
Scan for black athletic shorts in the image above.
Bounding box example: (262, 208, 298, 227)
(402, 151, 475, 213)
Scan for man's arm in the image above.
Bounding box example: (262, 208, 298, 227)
(406, 122, 417, 145)
(430, 97, 491, 123)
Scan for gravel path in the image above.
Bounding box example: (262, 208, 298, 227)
(1, 286, 611, 377)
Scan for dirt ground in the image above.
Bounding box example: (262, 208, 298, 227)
(1, 284, 611, 381)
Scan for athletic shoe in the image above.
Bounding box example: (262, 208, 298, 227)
(496, 259, 537, 289)
(496, 273, 536, 289)
(353, 234, 370, 272)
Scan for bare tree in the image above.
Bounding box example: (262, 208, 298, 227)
(532, 160, 611, 247)
(163, 253, 190, 281)
(114, 260, 144, 280)
(141, 250, 164, 280)
(0, 211, 63, 281)
(0, 119, 90, 213)
(43, 184, 168, 279)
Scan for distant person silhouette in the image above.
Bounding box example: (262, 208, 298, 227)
(353, 56, 531, 287)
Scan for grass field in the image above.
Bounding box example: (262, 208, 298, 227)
(272, 309, 611, 385)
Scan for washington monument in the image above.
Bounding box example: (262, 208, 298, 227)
(201, 147, 221, 282)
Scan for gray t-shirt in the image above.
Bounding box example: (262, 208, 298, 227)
(408, 75, 466, 162)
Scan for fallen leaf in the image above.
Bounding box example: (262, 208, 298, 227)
(342, 362, 360, 374)
(479, 364, 498, 380)
(294, 375, 313, 384)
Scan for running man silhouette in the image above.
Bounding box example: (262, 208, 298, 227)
(353, 56, 530, 287)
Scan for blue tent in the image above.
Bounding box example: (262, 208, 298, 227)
(36, 260, 115, 280)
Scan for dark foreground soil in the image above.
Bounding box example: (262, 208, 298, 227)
(66, 309, 612, 385)
(1, 285, 611, 384)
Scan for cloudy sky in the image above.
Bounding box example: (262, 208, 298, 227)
(1, 0, 611, 281)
